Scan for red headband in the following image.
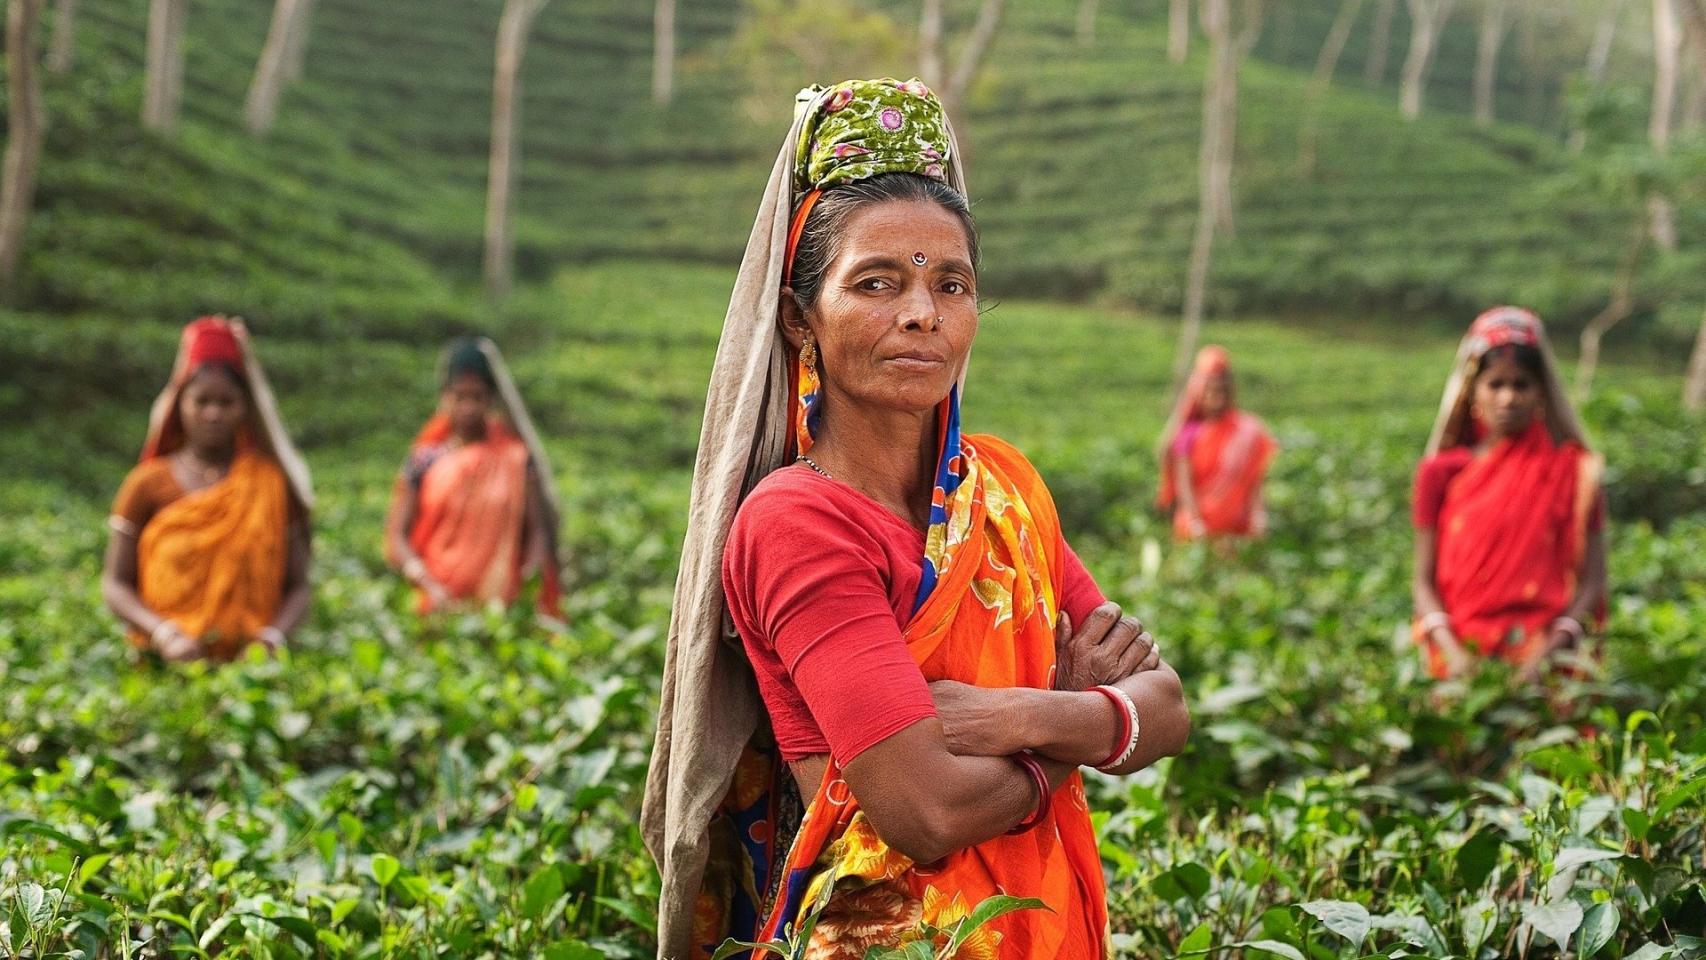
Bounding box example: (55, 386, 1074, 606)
(183, 316, 243, 370)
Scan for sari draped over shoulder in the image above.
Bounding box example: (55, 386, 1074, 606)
(1414, 306, 1604, 678)
(1421, 421, 1603, 675)
(125, 316, 311, 660)
(388, 413, 562, 618)
(748, 434, 1107, 959)
(1156, 346, 1276, 539)
(135, 451, 292, 660)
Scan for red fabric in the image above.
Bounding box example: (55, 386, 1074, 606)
(724, 465, 1107, 765)
(184, 317, 243, 369)
(1418, 419, 1601, 667)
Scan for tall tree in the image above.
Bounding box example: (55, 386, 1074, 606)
(1299, 0, 1366, 173)
(1650, 0, 1682, 252)
(919, 0, 944, 87)
(1, 0, 46, 290)
(141, 0, 189, 133)
(1400, 0, 1456, 119)
(1170, 0, 1191, 62)
(1675, 0, 1706, 411)
(280, 0, 312, 81)
(244, 0, 314, 135)
(1174, 0, 1265, 389)
(1471, 0, 1510, 127)
(652, 0, 675, 104)
(1076, 0, 1099, 46)
(943, 0, 1004, 113)
(483, 0, 549, 301)
(1364, 0, 1397, 82)
(46, 0, 73, 72)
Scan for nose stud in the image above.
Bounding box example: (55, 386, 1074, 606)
(911, 251, 928, 266)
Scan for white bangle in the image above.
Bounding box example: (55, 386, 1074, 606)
(403, 557, 427, 583)
(149, 620, 177, 647)
(1095, 684, 1141, 772)
(1551, 616, 1586, 641)
(1419, 611, 1451, 635)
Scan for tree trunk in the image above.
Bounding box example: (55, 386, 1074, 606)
(1651, 0, 1681, 252)
(1300, 0, 1366, 173)
(920, 0, 944, 87)
(1574, 224, 1646, 403)
(280, 0, 312, 82)
(484, 0, 548, 301)
(141, 0, 189, 133)
(1684, 308, 1706, 412)
(943, 0, 1004, 114)
(0, 0, 46, 291)
(1571, 0, 1631, 151)
(1176, 0, 1228, 392)
(1364, 0, 1396, 82)
(1472, 0, 1509, 127)
(1076, 0, 1099, 46)
(1400, 0, 1455, 120)
(244, 0, 309, 135)
(1170, 0, 1190, 63)
(46, 0, 72, 72)
(652, 0, 674, 104)
(1209, 0, 1264, 234)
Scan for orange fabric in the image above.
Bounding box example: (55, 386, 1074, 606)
(756, 435, 1106, 959)
(134, 452, 290, 661)
(111, 459, 186, 534)
(1157, 347, 1276, 539)
(391, 414, 560, 616)
(1416, 420, 1603, 678)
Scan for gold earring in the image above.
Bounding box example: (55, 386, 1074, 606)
(801, 334, 818, 371)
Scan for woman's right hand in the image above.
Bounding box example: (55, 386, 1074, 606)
(1053, 602, 1160, 691)
(1430, 627, 1473, 680)
(422, 578, 454, 611)
(153, 620, 202, 662)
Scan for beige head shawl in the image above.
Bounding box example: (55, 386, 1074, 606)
(1423, 306, 1591, 457)
(641, 86, 969, 959)
(142, 316, 314, 512)
(449, 337, 562, 526)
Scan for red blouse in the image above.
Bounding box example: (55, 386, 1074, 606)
(723, 465, 1107, 765)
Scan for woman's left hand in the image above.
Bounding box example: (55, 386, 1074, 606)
(929, 680, 1027, 757)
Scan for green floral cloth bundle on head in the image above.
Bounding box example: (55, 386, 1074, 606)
(793, 78, 952, 192)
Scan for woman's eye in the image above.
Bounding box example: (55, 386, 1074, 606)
(942, 280, 969, 295)
(857, 277, 889, 291)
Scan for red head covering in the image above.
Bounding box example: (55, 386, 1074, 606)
(181, 316, 244, 374)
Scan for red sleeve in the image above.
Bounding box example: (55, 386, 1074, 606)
(1412, 452, 1466, 530)
(1058, 539, 1107, 626)
(726, 489, 937, 766)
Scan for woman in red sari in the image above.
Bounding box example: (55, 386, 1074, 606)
(1412, 306, 1607, 682)
(102, 316, 314, 662)
(643, 79, 1190, 960)
(1157, 346, 1277, 540)
(385, 337, 562, 621)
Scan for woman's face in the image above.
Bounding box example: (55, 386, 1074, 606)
(1473, 351, 1541, 439)
(786, 199, 978, 417)
(178, 367, 248, 452)
(1198, 372, 1231, 418)
(444, 373, 494, 440)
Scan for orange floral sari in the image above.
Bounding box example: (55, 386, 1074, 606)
(135, 452, 291, 661)
(753, 434, 1107, 959)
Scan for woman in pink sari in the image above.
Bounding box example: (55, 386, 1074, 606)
(1156, 346, 1277, 540)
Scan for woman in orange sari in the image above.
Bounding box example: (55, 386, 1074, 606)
(1157, 346, 1277, 540)
(643, 79, 1190, 960)
(101, 316, 314, 662)
(385, 337, 562, 621)
(1412, 306, 1607, 682)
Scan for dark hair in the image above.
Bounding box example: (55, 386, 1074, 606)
(444, 337, 497, 390)
(787, 172, 979, 310)
(1478, 343, 1543, 380)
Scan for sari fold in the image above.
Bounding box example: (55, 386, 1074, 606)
(751, 435, 1107, 959)
(134, 451, 291, 660)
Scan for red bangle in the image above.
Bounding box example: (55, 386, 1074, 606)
(1089, 685, 1133, 769)
(1007, 751, 1051, 834)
